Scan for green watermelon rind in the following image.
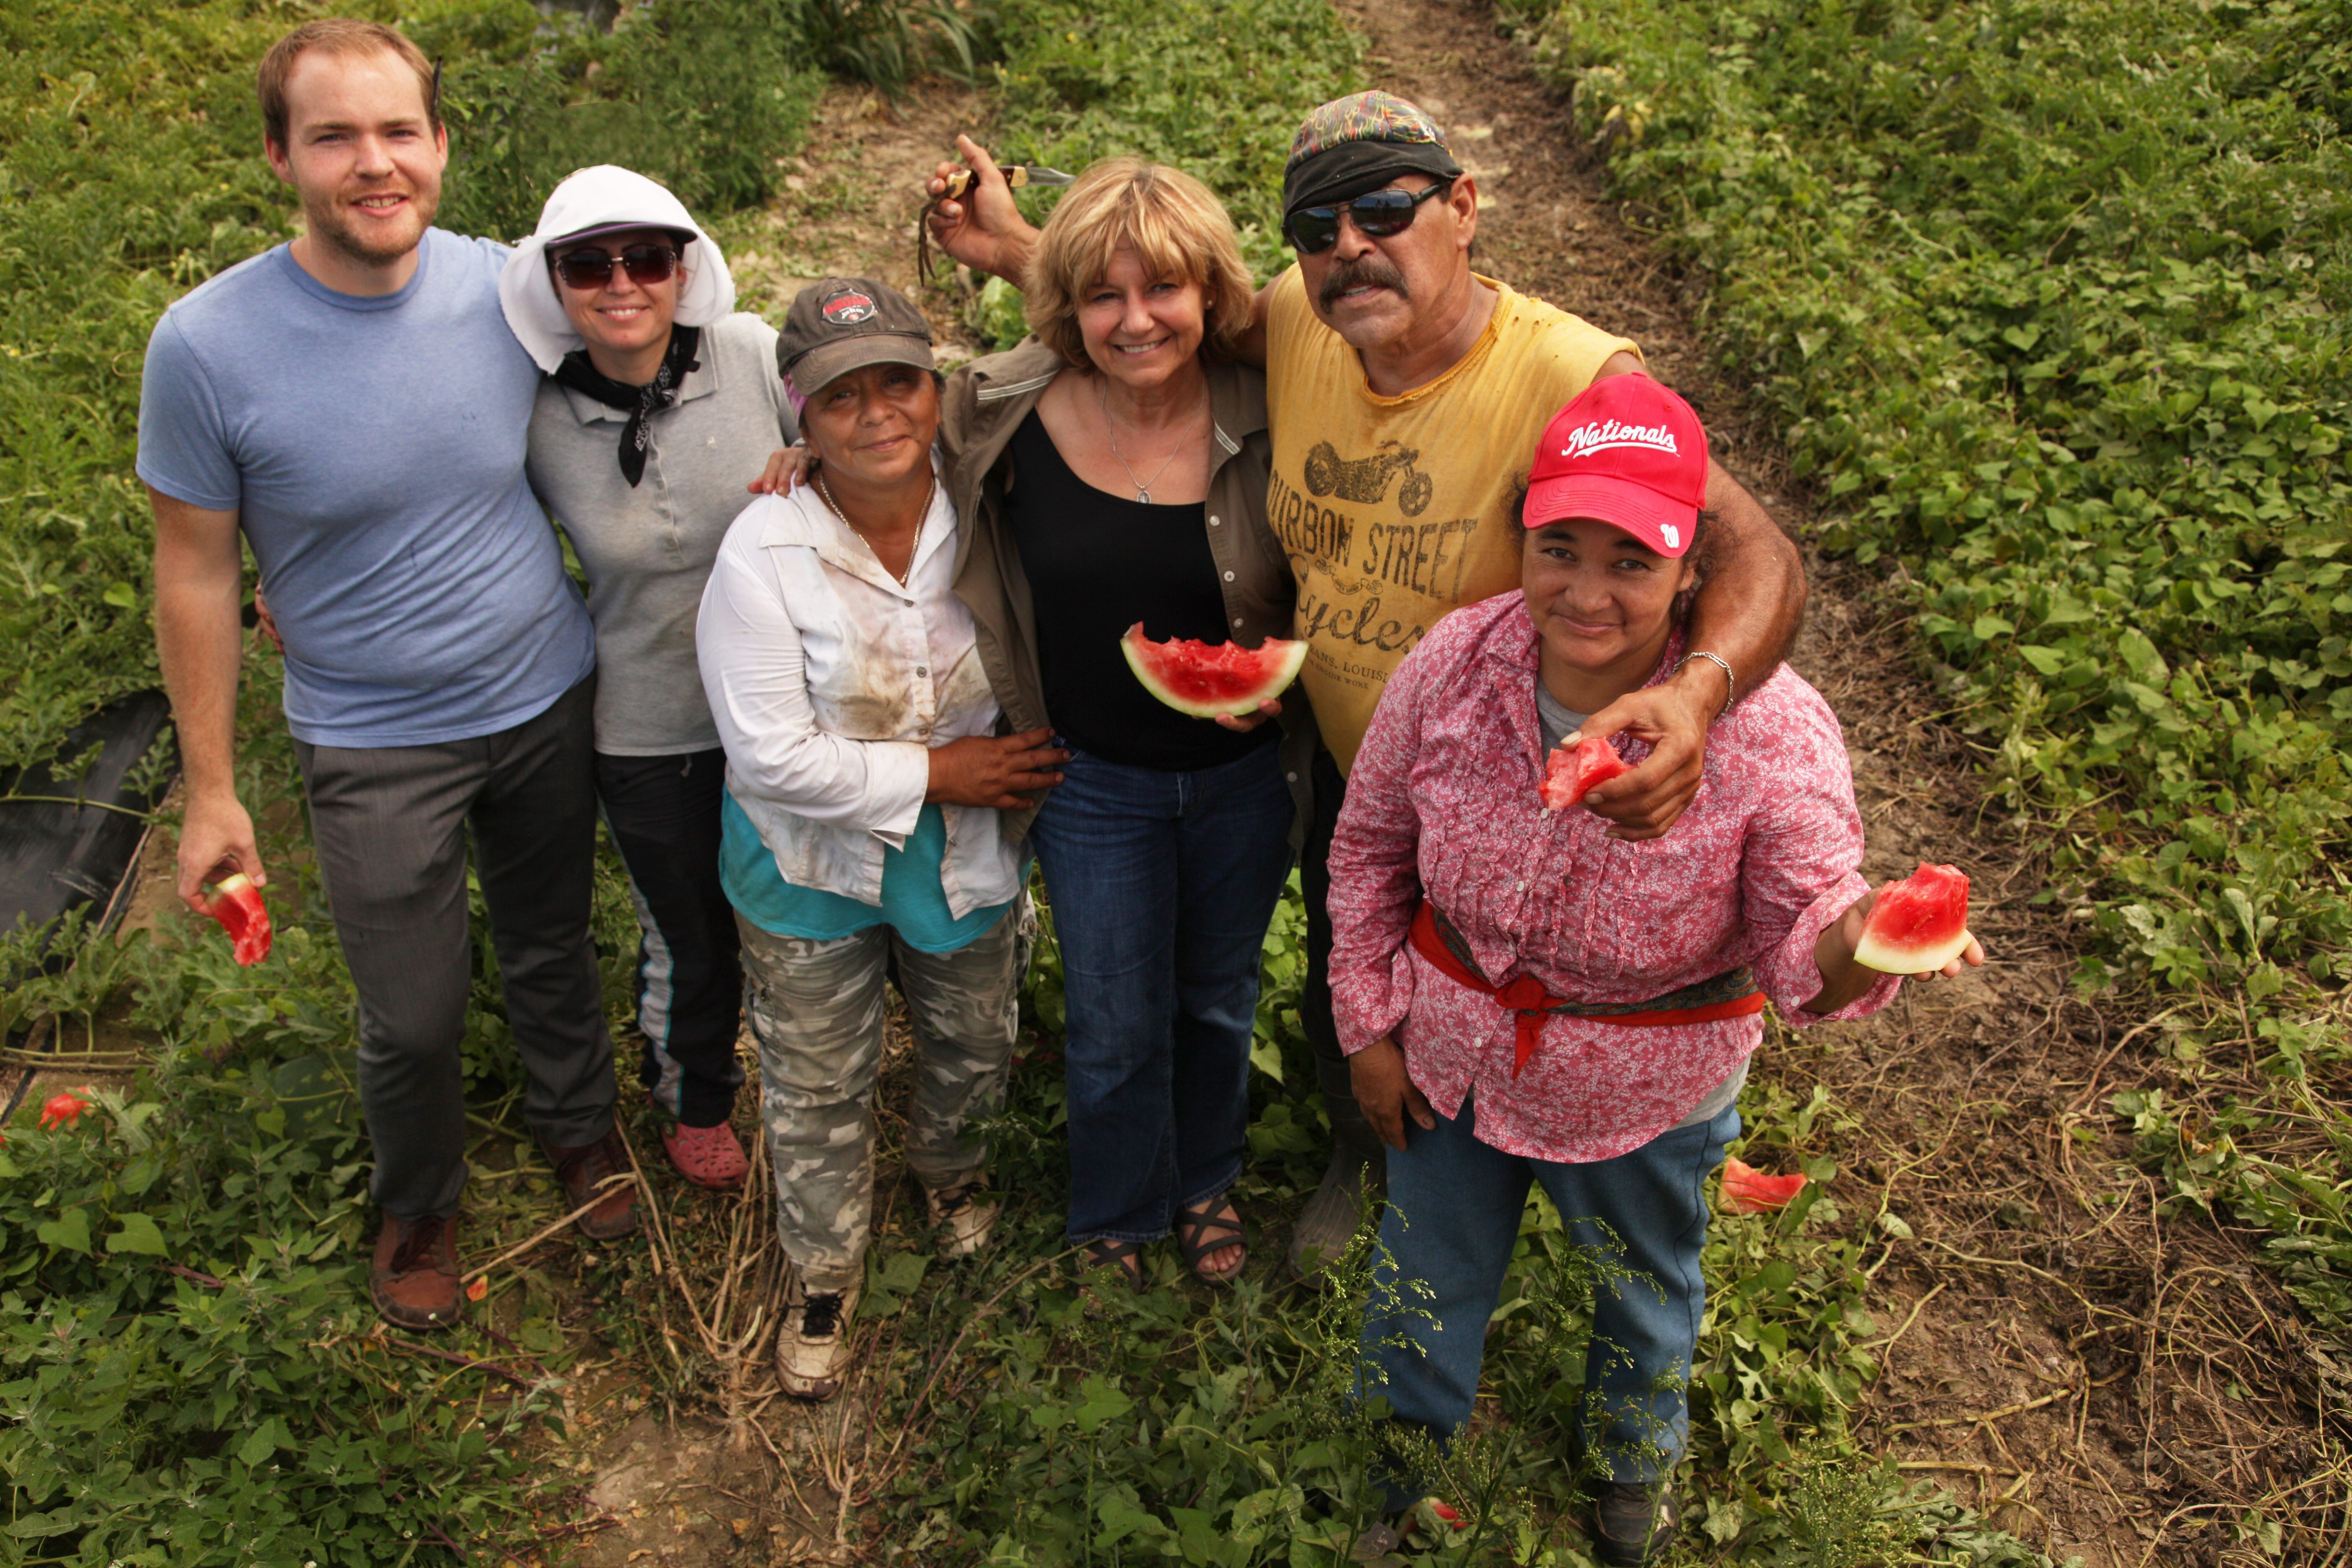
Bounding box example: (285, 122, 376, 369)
(1853, 862, 1972, 974)
(1121, 623, 1308, 719)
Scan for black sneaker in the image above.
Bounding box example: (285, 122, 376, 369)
(1592, 1479, 1679, 1565)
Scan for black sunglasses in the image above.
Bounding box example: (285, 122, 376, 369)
(1284, 180, 1454, 255)
(552, 243, 682, 291)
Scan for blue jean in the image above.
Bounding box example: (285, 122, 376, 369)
(1364, 1093, 1738, 1496)
(1029, 739, 1295, 1243)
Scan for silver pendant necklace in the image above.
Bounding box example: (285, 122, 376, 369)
(815, 470, 931, 587)
(1099, 378, 1201, 504)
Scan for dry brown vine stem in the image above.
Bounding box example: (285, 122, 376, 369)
(1861, 1279, 1945, 1355)
(1919, 1235, 2152, 1326)
(1894, 1460, 2018, 1477)
(2068, 1001, 2192, 1115)
(376, 1336, 537, 1389)
(1888, 1385, 2075, 1433)
(457, 1173, 640, 1284)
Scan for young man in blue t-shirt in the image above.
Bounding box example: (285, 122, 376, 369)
(139, 20, 630, 1331)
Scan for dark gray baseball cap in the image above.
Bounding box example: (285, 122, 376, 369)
(776, 277, 935, 393)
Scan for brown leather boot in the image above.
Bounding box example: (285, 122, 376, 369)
(540, 1125, 639, 1240)
(370, 1212, 461, 1330)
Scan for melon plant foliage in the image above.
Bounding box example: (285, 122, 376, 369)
(1507, 0, 2349, 995)
(1502, 0, 2352, 1333)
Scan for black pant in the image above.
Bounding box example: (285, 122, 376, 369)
(1300, 746, 1351, 1100)
(595, 748, 745, 1128)
(296, 676, 614, 1221)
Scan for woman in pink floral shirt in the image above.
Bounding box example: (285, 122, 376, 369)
(1327, 376, 1984, 1564)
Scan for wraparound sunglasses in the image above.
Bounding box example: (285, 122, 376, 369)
(552, 243, 682, 291)
(1283, 180, 1454, 255)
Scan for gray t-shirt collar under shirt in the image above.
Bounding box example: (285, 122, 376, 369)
(1533, 676, 1748, 1130)
(1535, 681, 1589, 754)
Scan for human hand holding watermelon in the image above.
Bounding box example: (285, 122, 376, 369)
(1555, 678, 1715, 841)
(1803, 861, 1985, 1014)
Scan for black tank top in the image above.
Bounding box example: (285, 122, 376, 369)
(1001, 410, 1279, 772)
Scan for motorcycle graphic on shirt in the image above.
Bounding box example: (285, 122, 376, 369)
(1302, 440, 1435, 517)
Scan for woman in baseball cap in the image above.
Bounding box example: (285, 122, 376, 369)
(1323, 376, 1983, 1563)
(696, 277, 1068, 1402)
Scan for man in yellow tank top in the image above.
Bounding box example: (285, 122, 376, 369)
(923, 93, 1806, 1308)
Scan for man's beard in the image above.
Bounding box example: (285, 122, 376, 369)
(305, 181, 439, 269)
(1318, 256, 1411, 312)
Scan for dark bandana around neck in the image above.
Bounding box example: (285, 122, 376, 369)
(552, 323, 703, 487)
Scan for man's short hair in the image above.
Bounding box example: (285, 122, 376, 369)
(258, 19, 438, 150)
(1022, 158, 1256, 367)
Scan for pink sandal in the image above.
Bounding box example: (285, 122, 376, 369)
(661, 1120, 748, 1190)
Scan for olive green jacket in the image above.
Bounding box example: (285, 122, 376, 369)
(940, 337, 1317, 842)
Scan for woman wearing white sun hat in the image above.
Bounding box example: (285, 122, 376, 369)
(499, 165, 798, 1194)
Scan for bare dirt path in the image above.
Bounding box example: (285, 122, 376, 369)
(1324, 0, 2335, 1562)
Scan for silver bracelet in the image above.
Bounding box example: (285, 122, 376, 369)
(1674, 650, 1736, 717)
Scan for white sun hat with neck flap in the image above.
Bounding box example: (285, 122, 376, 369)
(498, 165, 738, 372)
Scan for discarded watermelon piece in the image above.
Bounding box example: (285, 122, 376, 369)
(38, 1090, 91, 1130)
(1120, 623, 1306, 718)
(1854, 861, 1971, 974)
(1721, 1155, 1807, 1213)
(201, 873, 273, 966)
(1539, 736, 1632, 812)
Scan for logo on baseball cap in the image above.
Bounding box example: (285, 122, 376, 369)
(822, 290, 878, 326)
(1523, 376, 1708, 557)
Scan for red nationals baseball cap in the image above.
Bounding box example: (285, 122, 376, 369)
(1523, 376, 1710, 558)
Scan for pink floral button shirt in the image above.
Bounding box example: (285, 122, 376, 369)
(1328, 593, 1901, 1163)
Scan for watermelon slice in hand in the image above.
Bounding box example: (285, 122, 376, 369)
(1539, 736, 1631, 812)
(1854, 862, 1971, 973)
(201, 873, 273, 966)
(1720, 1155, 1807, 1213)
(1121, 624, 1306, 719)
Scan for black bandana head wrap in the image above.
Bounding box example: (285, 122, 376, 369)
(1280, 90, 1465, 224)
(551, 323, 704, 487)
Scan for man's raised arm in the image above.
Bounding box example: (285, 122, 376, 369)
(1568, 356, 1808, 840)
(151, 485, 266, 907)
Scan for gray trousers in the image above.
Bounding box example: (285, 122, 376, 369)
(295, 676, 616, 1220)
(738, 906, 1023, 1293)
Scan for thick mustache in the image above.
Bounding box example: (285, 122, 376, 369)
(1318, 258, 1409, 311)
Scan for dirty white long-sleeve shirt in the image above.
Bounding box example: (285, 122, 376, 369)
(695, 455, 1024, 918)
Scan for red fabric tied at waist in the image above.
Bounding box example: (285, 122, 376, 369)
(1407, 899, 1768, 1077)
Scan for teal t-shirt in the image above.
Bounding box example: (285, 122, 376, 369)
(719, 790, 1017, 953)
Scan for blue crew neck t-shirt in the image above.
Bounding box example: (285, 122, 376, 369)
(137, 230, 595, 748)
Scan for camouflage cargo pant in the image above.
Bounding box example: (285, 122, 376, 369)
(736, 903, 1026, 1293)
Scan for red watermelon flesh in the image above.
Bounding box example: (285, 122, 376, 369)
(1721, 1156, 1808, 1213)
(1539, 736, 1632, 812)
(202, 872, 273, 967)
(1121, 624, 1307, 718)
(1853, 861, 1970, 973)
